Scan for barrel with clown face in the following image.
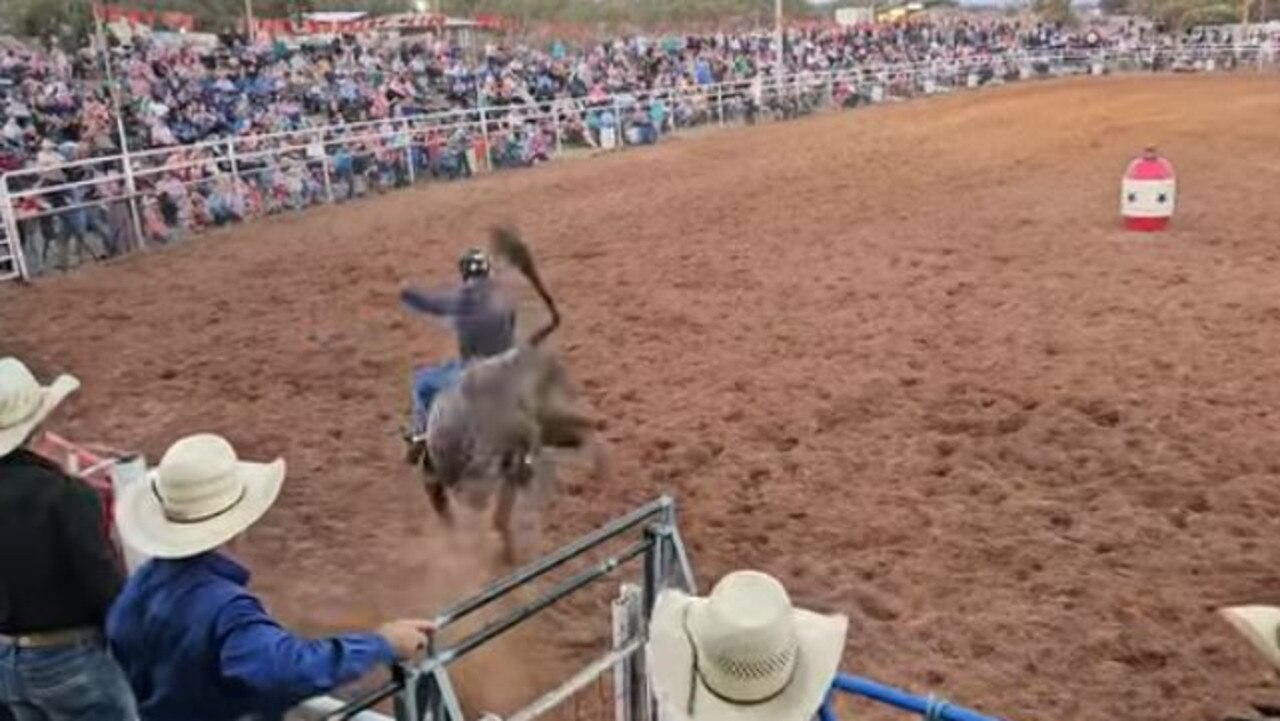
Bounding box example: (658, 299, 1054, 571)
(1121, 148, 1176, 232)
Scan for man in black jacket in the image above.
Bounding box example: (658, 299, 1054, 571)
(0, 357, 136, 721)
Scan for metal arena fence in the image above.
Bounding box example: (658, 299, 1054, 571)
(0, 42, 1276, 283)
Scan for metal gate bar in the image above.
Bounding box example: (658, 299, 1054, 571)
(433, 497, 671, 629)
(323, 496, 690, 721)
(506, 637, 644, 721)
(427, 537, 653, 671)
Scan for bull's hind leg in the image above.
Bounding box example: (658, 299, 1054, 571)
(532, 354, 575, 402)
(537, 404, 595, 449)
(586, 435, 613, 483)
(494, 477, 518, 564)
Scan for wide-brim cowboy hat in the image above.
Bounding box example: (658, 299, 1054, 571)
(0, 357, 80, 457)
(648, 572, 848, 721)
(116, 433, 285, 559)
(1220, 606, 1280, 672)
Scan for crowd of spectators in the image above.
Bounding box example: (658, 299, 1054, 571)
(1, 14, 1275, 273)
(0, 16, 1181, 169)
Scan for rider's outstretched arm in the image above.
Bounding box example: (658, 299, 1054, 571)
(401, 286, 459, 317)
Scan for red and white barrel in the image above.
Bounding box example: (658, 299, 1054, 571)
(1121, 147, 1176, 232)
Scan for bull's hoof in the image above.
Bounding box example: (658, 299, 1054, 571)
(427, 484, 454, 525)
(514, 454, 535, 487)
(405, 440, 426, 466)
(498, 539, 518, 565)
(500, 451, 536, 487)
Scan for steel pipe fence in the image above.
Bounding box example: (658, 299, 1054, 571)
(287, 496, 694, 721)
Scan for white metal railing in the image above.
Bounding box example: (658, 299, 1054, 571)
(0, 181, 22, 281)
(0, 42, 1275, 281)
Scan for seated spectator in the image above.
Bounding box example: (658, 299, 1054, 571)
(107, 433, 434, 721)
(0, 357, 137, 721)
(646, 569, 848, 721)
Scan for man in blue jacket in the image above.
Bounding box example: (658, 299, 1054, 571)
(401, 247, 516, 446)
(107, 433, 433, 721)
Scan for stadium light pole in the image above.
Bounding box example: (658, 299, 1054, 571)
(89, 5, 127, 162)
(245, 0, 256, 41)
(775, 0, 784, 83)
(89, 1, 146, 249)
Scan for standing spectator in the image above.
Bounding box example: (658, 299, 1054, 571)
(55, 157, 109, 268)
(447, 127, 473, 178)
(0, 357, 137, 721)
(649, 97, 669, 136)
(95, 174, 135, 257)
(107, 433, 434, 721)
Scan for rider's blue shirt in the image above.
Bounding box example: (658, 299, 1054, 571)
(401, 278, 516, 360)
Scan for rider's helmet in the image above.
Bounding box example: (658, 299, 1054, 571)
(459, 248, 491, 282)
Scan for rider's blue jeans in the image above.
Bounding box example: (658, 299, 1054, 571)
(411, 359, 463, 433)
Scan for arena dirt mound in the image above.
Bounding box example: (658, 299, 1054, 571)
(6, 74, 1280, 721)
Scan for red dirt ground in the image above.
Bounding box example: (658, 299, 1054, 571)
(6, 73, 1280, 721)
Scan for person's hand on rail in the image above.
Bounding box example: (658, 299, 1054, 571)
(377, 618, 437, 661)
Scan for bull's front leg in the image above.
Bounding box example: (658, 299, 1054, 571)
(424, 477, 454, 526)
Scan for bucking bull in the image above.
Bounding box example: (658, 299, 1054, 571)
(410, 227, 604, 560)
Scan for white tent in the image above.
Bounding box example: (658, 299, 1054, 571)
(301, 11, 369, 24)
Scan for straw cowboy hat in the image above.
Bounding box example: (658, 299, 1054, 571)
(647, 570, 849, 721)
(1220, 606, 1280, 672)
(0, 357, 80, 457)
(116, 434, 285, 559)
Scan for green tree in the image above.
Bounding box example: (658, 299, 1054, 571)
(1129, 0, 1243, 31)
(1032, 0, 1076, 24)
(6, 0, 97, 48)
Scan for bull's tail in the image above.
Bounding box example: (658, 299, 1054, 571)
(491, 226, 560, 347)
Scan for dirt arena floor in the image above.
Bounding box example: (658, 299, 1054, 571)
(6, 72, 1280, 721)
